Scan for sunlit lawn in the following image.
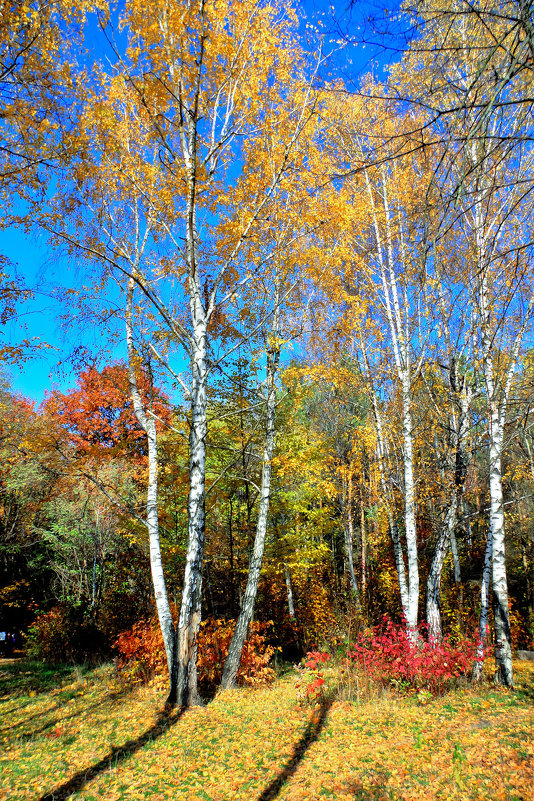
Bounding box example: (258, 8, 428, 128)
(1, 658, 532, 801)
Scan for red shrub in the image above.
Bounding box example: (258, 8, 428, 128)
(348, 616, 479, 695)
(294, 649, 331, 703)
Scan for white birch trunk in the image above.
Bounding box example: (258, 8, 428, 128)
(450, 528, 462, 585)
(488, 416, 513, 686)
(363, 166, 420, 633)
(126, 279, 176, 698)
(176, 316, 207, 707)
(359, 339, 409, 618)
(221, 314, 280, 689)
(389, 516, 410, 620)
(401, 380, 419, 631)
(426, 493, 458, 642)
(344, 474, 361, 605)
(479, 251, 514, 687)
(284, 563, 296, 619)
(473, 529, 492, 681)
(176, 103, 208, 704)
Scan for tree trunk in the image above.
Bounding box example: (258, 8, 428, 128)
(344, 474, 361, 605)
(401, 382, 419, 633)
(473, 529, 492, 681)
(488, 421, 513, 686)
(284, 563, 296, 619)
(176, 325, 207, 707)
(360, 342, 409, 620)
(390, 515, 409, 620)
(126, 279, 177, 701)
(426, 493, 458, 642)
(450, 528, 461, 585)
(221, 332, 279, 689)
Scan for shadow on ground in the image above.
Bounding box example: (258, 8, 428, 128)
(0, 660, 77, 698)
(36, 706, 185, 801)
(7, 686, 132, 741)
(256, 697, 333, 801)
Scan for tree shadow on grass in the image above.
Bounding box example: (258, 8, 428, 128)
(2, 684, 132, 739)
(36, 705, 185, 801)
(15, 687, 132, 741)
(0, 661, 77, 699)
(256, 698, 333, 801)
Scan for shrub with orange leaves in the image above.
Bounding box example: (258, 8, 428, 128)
(114, 616, 276, 693)
(114, 618, 166, 683)
(197, 618, 276, 692)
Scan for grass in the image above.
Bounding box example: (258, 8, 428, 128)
(1, 658, 533, 800)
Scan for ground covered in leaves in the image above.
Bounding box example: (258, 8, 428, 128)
(1, 658, 532, 801)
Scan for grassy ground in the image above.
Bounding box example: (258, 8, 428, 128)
(0, 658, 532, 801)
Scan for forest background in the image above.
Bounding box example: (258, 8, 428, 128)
(1, 0, 533, 705)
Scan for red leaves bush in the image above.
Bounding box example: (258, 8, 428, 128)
(294, 649, 332, 704)
(303, 649, 330, 701)
(114, 616, 276, 692)
(348, 616, 478, 695)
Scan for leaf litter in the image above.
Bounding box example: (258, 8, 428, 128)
(0, 660, 532, 801)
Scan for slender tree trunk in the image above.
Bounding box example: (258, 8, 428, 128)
(284, 563, 296, 619)
(221, 327, 279, 689)
(228, 497, 236, 617)
(390, 516, 409, 619)
(401, 382, 419, 632)
(344, 474, 361, 605)
(473, 530, 492, 681)
(474, 177, 520, 688)
(450, 528, 461, 584)
(488, 420, 513, 686)
(176, 323, 207, 706)
(175, 103, 210, 705)
(451, 524, 464, 634)
(126, 279, 177, 701)
(426, 493, 458, 642)
(360, 340, 409, 619)
(479, 262, 513, 687)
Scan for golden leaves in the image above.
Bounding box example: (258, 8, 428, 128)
(2, 660, 534, 801)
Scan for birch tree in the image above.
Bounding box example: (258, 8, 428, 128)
(47, 0, 319, 705)
(323, 97, 437, 632)
(220, 292, 280, 688)
(396, 2, 534, 681)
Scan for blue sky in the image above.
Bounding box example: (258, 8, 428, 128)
(1, 0, 403, 404)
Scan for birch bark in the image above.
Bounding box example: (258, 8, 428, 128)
(473, 530, 492, 682)
(360, 338, 409, 618)
(426, 493, 457, 642)
(359, 161, 423, 631)
(221, 304, 280, 689)
(284, 563, 296, 620)
(344, 473, 361, 604)
(126, 279, 177, 699)
(426, 358, 472, 642)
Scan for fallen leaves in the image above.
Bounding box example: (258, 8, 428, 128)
(0, 660, 533, 800)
